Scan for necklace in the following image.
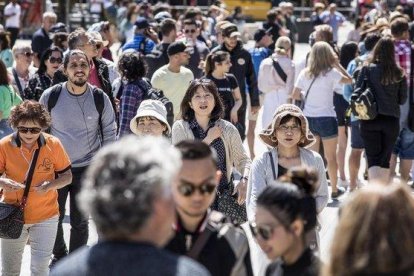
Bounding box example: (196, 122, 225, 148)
(19, 146, 34, 165)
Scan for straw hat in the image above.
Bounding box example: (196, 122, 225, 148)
(259, 104, 315, 148)
(130, 100, 171, 135)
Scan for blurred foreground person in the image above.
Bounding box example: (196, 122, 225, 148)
(324, 183, 414, 276)
(51, 136, 209, 276)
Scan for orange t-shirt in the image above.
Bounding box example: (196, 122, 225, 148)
(0, 133, 71, 224)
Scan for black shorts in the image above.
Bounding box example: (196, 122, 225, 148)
(334, 93, 350, 127)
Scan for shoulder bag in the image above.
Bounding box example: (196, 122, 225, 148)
(296, 77, 316, 110)
(0, 147, 40, 239)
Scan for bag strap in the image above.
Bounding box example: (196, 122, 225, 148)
(272, 59, 287, 83)
(12, 68, 23, 96)
(47, 84, 63, 112)
(267, 151, 276, 181)
(20, 147, 41, 209)
(302, 77, 317, 108)
(410, 47, 414, 105)
(92, 87, 105, 144)
(187, 214, 220, 260)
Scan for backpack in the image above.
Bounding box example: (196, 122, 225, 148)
(350, 66, 378, 120)
(135, 79, 174, 126)
(47, 84, 105, 143)
(351, 57, 364, 91)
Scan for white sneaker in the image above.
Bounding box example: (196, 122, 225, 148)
(338, 179, 349, 189)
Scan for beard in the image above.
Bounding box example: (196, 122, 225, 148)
(72, 78, 88, 87)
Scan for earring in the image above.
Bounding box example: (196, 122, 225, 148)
(271, 136, 277, 142)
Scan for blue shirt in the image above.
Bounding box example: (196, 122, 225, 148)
(122, 34, 155, 54)
(249, 47, 272, 77)
(320, 11, 345, 42)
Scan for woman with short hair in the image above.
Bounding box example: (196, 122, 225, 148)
(0, 100, 72, 276)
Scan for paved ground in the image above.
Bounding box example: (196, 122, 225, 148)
(4, 22, 357, 275)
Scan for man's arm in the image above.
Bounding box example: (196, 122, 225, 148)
(245, 54, 260, 113)
(101, 93, 117, 144)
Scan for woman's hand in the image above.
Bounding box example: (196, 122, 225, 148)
(34, 181, 51, 194)
(236, 177, 247, 204)
(230, 108, 238, 124)
(204, 125, 222, 144)
(0, 178, 25, 192)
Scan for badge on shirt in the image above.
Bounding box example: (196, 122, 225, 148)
(237, 58, 245, 65)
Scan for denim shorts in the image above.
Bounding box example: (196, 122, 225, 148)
(306, 117, 338, 139)
(393, 128, 414, 159)
(351, 120, 364, 149)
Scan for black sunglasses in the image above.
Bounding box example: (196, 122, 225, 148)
(19, 52, 33, 57)
(17, 127, 42, 134)
(49, 57, 62, 64)
(250, 222, 279, 241)
(178, 182, 216, 197)
(185, 29, 197, 34)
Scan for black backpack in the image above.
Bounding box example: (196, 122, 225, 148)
(136, 79, 174, 126)
(350, 66, 378, 120)
(47, 84, 105, 143)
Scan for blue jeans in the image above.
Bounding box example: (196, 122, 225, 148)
(0, 119, 13, 139)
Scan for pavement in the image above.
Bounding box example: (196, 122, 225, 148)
(3, 22, 356, 275)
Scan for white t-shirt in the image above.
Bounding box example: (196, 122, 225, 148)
(4, 3, 21, 28)
(295, 68, 342, 117)
(151, 65, 194, 119)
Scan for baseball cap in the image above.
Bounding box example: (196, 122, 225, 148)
(167, 41, 191, 56)
(135, 17, 150, 30)
(254, 28, 272, 42)
(49, 22, 67, 34)
(222, 23, 241, 37)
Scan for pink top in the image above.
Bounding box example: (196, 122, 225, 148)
(88, 61, 102, 89)
(258, 54, 295, 94)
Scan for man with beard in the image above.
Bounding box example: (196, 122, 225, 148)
(39, 49, 117, 265)
(212, 23, 260, 141)
(166, 140, 253, 276)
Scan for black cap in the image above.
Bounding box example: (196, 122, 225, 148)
(167, 41, 191, 56)
(135, 17, 150, 30)
(49, 22, 67, 34)
(254, 28, 272, 42)
(221, 23, 241, 37)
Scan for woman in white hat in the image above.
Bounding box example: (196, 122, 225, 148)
(246, 104, 328, 221)
(130, 99, 171, 137)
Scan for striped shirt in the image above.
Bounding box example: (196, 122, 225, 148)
(122, 34, 155, 54)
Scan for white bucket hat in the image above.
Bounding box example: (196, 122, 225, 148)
(130, 100, 171, 135)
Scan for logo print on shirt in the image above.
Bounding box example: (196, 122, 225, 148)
(37, 158, 52, 173)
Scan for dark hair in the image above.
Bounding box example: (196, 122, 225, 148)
(38, 46, 63, 75)
(67, 29, 86, 50)
(0, 31, 11, 50)
(175, 140, 218, 167)
(279, 114, 301, 127)
(369, 37, 404, 85)
(63, 49, 89, 69)
(204, 51, 230, 75)
(180, 80, 224, 121)
(339, 42, 358, 68)
(9, 100, 51, 129)
(257, 167, 317, 234)
(390, 17, 409, 38)
(364, 33, 381, 51)
(53, 32, 68, 50)
(0, 59, 9, 85)
(183, 19, 197, 28)
(267, 9, 279, 22)
(354, 16, 363, 30)
(160, 18, 176, 36)
(118, 52, 147, 82)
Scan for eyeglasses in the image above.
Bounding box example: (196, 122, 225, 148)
(178, 182, 216, 197)
(277, 124, 301, 132)
(18, 52, 33, 58)
(17, 127, 42, 134)
(250, 222, 281, 241)
(49, 57, 62, 64)
(95, 44, 103, 50)
(184, 29, 197, 34)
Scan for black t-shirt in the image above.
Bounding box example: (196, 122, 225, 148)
(263, 22, 281, 51)
(204, 74, 239, 121)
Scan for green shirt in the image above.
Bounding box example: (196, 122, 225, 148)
(0, 85, 22, 119)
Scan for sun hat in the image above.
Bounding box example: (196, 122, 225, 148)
(130, 100, 171, 135)
(87, 31, 109, 47)
(259, 104, 315, 148)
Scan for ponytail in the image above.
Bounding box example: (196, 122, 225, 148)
(205, 53, 214, 75)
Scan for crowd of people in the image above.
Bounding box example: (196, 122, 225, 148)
(0, 0, 414, 275)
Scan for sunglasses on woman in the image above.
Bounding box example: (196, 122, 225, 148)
(49, 57, 63, 64)
(19, 52, 33, 58)
(17, 127, 42, 134)
(250, 222, 280, 240)
(178, 182, 216, 197)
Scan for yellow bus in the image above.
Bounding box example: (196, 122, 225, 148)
(222, 0, 271, 21)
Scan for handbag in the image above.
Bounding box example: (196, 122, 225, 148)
(215, 177, 247, 225)
(0, 148, 40, 239)
(350, 66, 378, 120)
(296, 78, 316, 110)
